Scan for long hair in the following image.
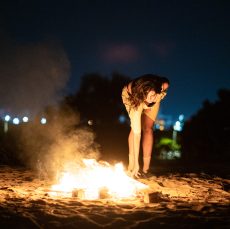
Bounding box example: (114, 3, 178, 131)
(128, 74, 169, 109)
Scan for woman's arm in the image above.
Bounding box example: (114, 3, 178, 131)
(128, 106, 142, 177)
(131, 131, 141, 177)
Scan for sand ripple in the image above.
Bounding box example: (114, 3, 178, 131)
(0, 166, 229, 228)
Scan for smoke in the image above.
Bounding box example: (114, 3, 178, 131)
(0, 36, 101, 176)
(0, 37, 70, 116)
(17, 104, 101, 179)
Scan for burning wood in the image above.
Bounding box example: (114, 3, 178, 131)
(50, 159, 149, 201)
(72, 187, 110, 199)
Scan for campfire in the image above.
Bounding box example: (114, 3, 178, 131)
(50, 159, 149, 201)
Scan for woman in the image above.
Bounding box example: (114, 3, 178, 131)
(122, 74, 170, 178)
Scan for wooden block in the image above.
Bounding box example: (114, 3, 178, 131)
(72, 189, 85, 199)
(99, 187, 110, 199)
(144, 191, 169, 203)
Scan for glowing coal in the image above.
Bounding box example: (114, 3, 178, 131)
(50, 159, 149, 200)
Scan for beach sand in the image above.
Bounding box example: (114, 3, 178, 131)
(0, 165, 229, 228)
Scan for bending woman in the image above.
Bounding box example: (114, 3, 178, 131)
(122, 74, 169, 178)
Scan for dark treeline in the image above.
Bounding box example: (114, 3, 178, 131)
(65, 72, 130, 124)
(63, 72, 131, 163)
(181, 89, 230, 165)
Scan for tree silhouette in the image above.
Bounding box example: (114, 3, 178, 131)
(181, 89, 230, 164)
(68, 72, 130, 125)
(63, 72, 131, 162)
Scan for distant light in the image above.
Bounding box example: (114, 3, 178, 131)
(159, 126, 164, 131)
(41, 117, 47, 124)
(155, 124, 160, 130)
(174, 121, 182, 131)
(118, 115, 126, 124)
(22, 116, 29, 122)
(13, 117, 20, 125)
(88, 120, 93, 126)
(179, 114, 184, 121)
(4, 115, 11, 122)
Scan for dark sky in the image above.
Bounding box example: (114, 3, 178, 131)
(0, 0, 229, 120)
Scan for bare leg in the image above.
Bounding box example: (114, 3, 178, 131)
(141, 113, 154, 173)
(128, 129, 134, 173)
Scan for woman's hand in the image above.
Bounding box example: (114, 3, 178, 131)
(127, 154, 140, 178)
(131, 163, 140, 178)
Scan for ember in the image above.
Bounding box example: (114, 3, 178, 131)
(50, 159, 149, 201)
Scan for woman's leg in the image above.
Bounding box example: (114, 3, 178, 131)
(128, 129, 134, 172)
(141, 113, 155, 173)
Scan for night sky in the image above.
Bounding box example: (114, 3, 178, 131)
(0, 0, 229, 121)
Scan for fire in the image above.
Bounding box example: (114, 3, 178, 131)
(50, 159, 149, 200)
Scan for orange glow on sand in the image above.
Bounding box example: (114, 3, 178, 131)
(50, 159, 149, 200)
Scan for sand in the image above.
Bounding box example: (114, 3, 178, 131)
(0, 165, 229, 228)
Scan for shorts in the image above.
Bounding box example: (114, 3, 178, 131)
(122, 86, 160, 122)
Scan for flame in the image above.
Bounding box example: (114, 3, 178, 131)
(50, 159, 148, 200)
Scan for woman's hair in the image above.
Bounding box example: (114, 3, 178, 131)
(128, 74, 169, 109)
